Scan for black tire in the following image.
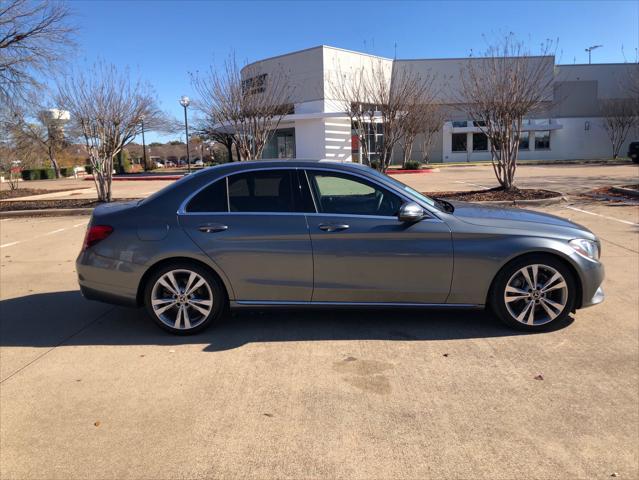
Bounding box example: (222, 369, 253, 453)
(489, 254, 577, 332)
(143, 261, 226, 335)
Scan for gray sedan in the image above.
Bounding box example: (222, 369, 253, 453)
(77, 160, 604, 334)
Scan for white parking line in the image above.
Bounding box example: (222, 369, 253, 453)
(564, 205, 639, 226)
(0, 241, 19, 248)
(73, 222, 87, 228)
(0, 218, 11, 222)
(44, 228, 67, 236)
(455, 180, 491, 189)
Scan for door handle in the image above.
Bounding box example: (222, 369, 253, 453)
(198, 224, 228, 233)
(318, 223, 349, 232)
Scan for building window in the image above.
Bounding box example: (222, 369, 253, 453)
(262, 128, 295, 159)
(452, 133, 467, 152)
(241, 73, 267, 95)
(534, 131, 550, 150)
(519, 132, 530, 150)
(472, 133, 488, 151)
(452, 120, 468, 128)
(474, 120, 486, 127)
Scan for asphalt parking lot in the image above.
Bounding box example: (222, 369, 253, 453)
(1, 166, 638, 479)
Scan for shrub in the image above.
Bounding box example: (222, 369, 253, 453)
(403, 161, 421, 170)
(20, 168, 56, 180)
(369, 160, 381, 170)
(84, 165, 93, 175)
(59, 167, 73, 177)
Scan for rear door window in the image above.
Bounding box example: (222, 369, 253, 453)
(186, 179, 227, 212)
(228, 170, 298, 213)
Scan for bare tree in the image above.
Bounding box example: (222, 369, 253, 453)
(398, 101, 444, 167)
(0, 0, 75, 104)
(8, 97, 69, 177)
(330, 59, 435, 171)
(191, 54, 292, 161)
(56, 63, 166, 202)
(601, 98, 639, 159)
(458, 34, 556, 190)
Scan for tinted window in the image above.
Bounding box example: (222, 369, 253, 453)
(228, 170, 298, 213)
(186, 179, 227, 212)
(452, 133, 467, 152)
(306, 171, 402, 217)
(472, 133, 488, 151)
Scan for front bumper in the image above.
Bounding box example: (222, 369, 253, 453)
(574, 254, 605, 309)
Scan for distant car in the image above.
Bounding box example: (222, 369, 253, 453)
(165, 161, 176, 167)
(155, 161, 165, 168)
(628, 142, 639, 163)
(77, 160, 604, 335)
(194, 160, 204, 167)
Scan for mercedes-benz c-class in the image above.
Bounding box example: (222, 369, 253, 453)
(77, 161, 604, 334)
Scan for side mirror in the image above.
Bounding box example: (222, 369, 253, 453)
(398, 202, 425, 223)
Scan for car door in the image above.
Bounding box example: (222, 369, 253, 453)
(178, 168, 314, 302)
(303, 169, 453, 304)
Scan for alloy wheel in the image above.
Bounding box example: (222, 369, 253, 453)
(150, 269, 214, 330)
(503, 264, 568, 326)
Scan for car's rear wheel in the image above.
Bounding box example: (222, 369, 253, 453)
(489, 255, 576, 331)
(143, 262, 225, 335)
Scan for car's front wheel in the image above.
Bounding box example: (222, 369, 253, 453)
(490, 255, 577, 331)
(143, 262, 226, 335)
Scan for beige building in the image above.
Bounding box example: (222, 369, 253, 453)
(241, 45, 638, 163)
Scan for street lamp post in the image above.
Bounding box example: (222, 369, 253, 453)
(140, 115, 147, 171)
(180, 95, 191, 173)
(585, 45, 603, 64)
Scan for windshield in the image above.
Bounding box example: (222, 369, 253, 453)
(365, 168, 442, 210)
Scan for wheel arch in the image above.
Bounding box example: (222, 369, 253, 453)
(136, 256, 233, 306)
(486, 250, 583, 312)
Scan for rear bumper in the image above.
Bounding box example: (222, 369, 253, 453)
(79, 284, 138, 307)
(76, 251, 143, 307)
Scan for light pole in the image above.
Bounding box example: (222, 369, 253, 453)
(179, 95, 191, 173)
(585, 45, 603, 64)
(140, 115, 148, 171)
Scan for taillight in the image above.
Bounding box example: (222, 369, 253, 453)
(82, 225, 113, 250)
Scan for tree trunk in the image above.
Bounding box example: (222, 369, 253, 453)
(226, 142, 233, 162)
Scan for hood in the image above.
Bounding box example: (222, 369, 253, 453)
(450, 201, 594, 238)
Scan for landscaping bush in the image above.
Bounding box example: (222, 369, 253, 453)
(20, 168, 56, 180)
(403, 161, 421, 170)
(369, 160, 381, 170)
(84, 165, 93, 174)
(59, 167, 74, 177)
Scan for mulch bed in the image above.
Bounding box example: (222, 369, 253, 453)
(0, 187, 82, 200)
(0, 198, 138, 212)
(425, 187, 561, 202)
(579, 185, 639, 203)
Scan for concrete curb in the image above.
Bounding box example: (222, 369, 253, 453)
(451, 195, 567, 207)
(611, 186, 639, 197)
(0, 208, 93, 218)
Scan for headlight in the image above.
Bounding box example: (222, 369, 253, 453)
(569, 238, 600, 261)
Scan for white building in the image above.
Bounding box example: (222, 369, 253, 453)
(240, 45, 638, 163)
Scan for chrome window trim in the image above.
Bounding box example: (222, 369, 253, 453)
(177, 164, 443, 220)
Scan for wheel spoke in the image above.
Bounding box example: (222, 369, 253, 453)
(184, 272, 197, 295)
(541, 297, 564, 313)
(540, 272, 561, 291)
(539, 298, 559, 320)
(154, 301, 176, 316)
(516, 300, 533, 323)
(505, 294, 529, 302)
(506, 285, 528, 295)
(174, 305, 184, 329)
(186, 278, 206, 295)
(520, 267, 534, 289)
(158, 277, 178, 295)
(526, 302, 536, 325)
(166, 272, 181, 294)
(182, 306, 191, 329)
(531, 265, 538, 288)
(543, 281, 567, 293)
(189, 300, 212, 316)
